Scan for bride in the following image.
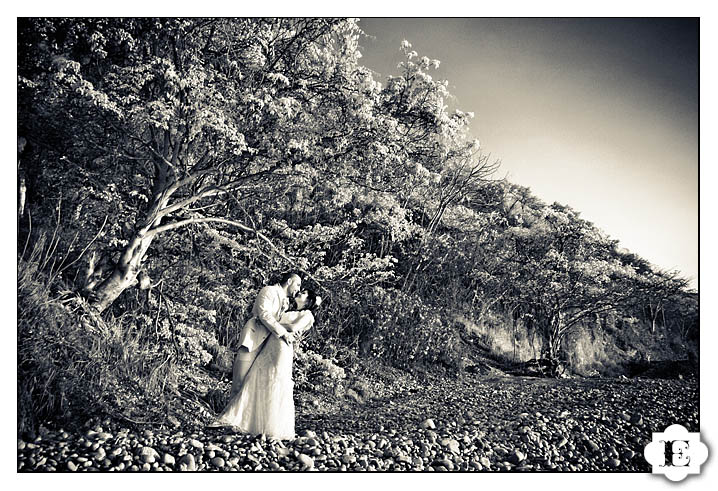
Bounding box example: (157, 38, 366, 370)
(211, 289, 321, 440)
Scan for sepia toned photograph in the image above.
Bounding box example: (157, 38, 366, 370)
(17, 15, 700, 477)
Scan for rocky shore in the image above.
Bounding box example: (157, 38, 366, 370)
(17, 375, 698, 472)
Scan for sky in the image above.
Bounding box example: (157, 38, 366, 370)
(357, 18, 699, 290)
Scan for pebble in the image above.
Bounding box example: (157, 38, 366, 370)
(510, 449, 526, 464)
(585, 440, 600, 452)
(298, 453, 314, 469)
(422, 419, 437, 430)
(211, 457, 225, 468)
(179, 453, 196, 471)
(433, 458, 454, 470)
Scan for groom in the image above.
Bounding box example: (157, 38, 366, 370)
(230, 272, 302, 397)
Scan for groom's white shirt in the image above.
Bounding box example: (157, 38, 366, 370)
(237, 284, 290, 352)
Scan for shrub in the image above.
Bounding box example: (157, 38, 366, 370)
(18, 239, 179, 433)
(358, 287, 464, 370)
(293, 345, 347, 396)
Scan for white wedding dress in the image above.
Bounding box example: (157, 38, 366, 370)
(215, 310, 314, 440)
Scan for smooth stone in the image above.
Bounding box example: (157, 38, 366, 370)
(510, 449, 526, 464)
(179, 454, 196, 471)
(139, 446, 159, 458)
(433, 458, 454, 470)
(422, 419, 437, 430)
(298, 453, 314, 469)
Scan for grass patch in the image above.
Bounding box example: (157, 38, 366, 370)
(18, 237, 180, 433)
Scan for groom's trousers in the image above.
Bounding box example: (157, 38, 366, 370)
(230, 347, 258, 398)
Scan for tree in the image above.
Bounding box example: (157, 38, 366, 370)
(491, 202, 641, 368)
(19, 19, 484, 312)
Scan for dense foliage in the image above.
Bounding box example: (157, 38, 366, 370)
(18, 18, 697, 430)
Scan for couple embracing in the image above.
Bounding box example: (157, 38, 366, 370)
(209, 272, 321, 440)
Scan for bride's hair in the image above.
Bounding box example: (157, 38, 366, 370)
(299, 289, 320, 312)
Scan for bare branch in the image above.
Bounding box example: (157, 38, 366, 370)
(147, 217, 254, 238)
(56, 215, 110, 278)
(157, 180, 247, 219)
(146, 216, 329, 294)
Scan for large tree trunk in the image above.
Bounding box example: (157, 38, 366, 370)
(543, 312, 565, 377)
(87, 175, 170, 312)
(89, 232, 155, 312)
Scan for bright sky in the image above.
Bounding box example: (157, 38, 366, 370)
(358, 18, 698, 290)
